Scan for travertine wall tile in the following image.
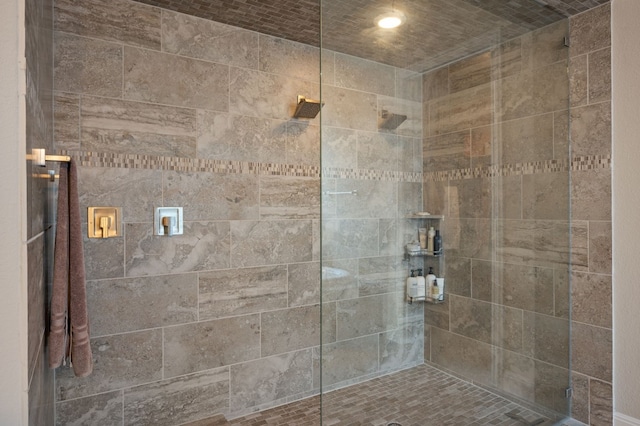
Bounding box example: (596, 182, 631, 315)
(229, 67, 318, 121)
(321, 85, 377, 131)
(27, 237, 45, 381)
(571, 372, 590, 424)
(357, 132, 399, 170)
(569, 3, 611, 57)
(164, 170, 259, 221)
(81, 96, 197, 157)
(164, 315, 260, 377)
(54, 33, 122, 97)
(589, 48, 611, 103)
(379, 320, 424, 372)
(198, 112, 288, 163)
(124, 46, 229, 110)
(56, 391, 123, 426)
(285, 122, 320, 166)
(54, 0, 161, 49)
(492, 305, 524, 353)
(230, 350, 313, 413)
(230, 220, 312, 268)
(429, 83, 492, 136)
(525, 20, 568, 68)
(313, 335, 379, 387)
(422, 67, 449, 101)
(499, 60, 569, 121)
(317, 259, 358, 303)
(261, 305, 321, 356)
(523, 312, 570, 368)
(259, 35, 320, 82)
(571, 168, 611, 221)
(162, 10, 259, 68)
(288, 262, 321, 306)
(259, 175, 320, 220)
(336, 293, 398, 341)
(78, 166, 162, 223)
(198, 265, 287, 320)
(450, 295, 492, 344)
(320, 126, 358, 169)
(424, 130, 471, 172)
(322, 219, 379, 260)
(53, 92, 80, 149)
(125, 222, 230, 276)
(522, 172, 570, 220)
(357, 254, 404, 295)
(589, 221, 612, 274)
(124, 368, 229, 426)
(443, 218, 492, 261)
(334, 53, 395, 96)
(335, 179, 397, 219)
(495, 349, 535, 401)
(87, 274, 198, 336)
(430, 328, 493, 384)
(570, 102, 611, 156)
(83, 233, 125, 280)
(448, 51, 492, 94)
(56, 330, 163, 400)
(590, 379, 613, 426)
(533, 361, 570, 413)
(571, 321, 612, 382)
(571, 271, 611, 328)
(448, 178, 491, 219)
(499, 113, 554, 164)
(570, 54, 588, 107)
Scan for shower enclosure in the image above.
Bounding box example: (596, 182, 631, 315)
(319, 0, 572, 422)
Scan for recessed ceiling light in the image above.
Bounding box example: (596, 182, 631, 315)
(376, 11, 406, 29)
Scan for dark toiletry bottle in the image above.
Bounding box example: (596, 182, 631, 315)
(433, 230, 442, 254)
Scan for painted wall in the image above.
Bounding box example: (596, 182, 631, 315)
(0, 0, 28, 423)
(612, 0, 640, 424)
(422, 4, 613, 424)
(51, 0, 423, 423)
(1, 0, 55, 424)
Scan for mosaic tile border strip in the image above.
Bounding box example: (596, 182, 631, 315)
(61, 150, 320, 177)
(60, 151, 611, 182)
(424, 154, 611, 182)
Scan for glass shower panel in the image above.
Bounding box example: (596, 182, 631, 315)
(320, 0, 571, 423)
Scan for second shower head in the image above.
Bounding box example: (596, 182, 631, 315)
(293, 95, 324, 119)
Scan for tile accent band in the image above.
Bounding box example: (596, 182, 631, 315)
(58, 150, 611, 182)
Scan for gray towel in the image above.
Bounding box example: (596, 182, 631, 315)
(48, 159, 93, 377)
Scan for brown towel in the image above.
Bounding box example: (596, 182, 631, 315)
(48, 159, 93, 377)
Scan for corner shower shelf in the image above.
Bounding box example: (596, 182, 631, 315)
(405, 213, 445, 305)
(406, 214, 444, 220)
(406, 249, 442, 257)
(407, 295, 445, 304)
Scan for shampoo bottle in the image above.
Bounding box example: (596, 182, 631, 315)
(433, 229, 442, 254)
(426, 267, 436, 300)
(418, 228, 427, 249)
(406, 270, 419, 298)
(416, 269, 426, 298)
(427, 226, 436, 253)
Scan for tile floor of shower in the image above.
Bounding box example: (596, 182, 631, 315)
(185, 364, 572, 426)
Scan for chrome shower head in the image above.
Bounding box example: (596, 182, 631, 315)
(293, 95, 324, 119)
(378, 110, 407, 130)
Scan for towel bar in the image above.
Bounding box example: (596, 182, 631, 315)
(27, 149, 71, 166)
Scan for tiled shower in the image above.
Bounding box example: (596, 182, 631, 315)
(24, 0, 612, 424)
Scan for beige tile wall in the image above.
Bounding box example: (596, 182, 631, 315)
(26, 0, 55, 424)
(422, 4, 612, 425)
(52, 0, 424, 424)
